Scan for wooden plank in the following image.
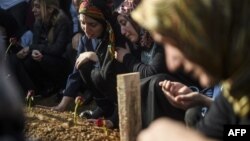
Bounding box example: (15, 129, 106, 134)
(117, 72, 141, 141)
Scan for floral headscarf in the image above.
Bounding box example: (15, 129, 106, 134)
(116, 0, 154, 48)
(116, 0, 140, 16)
(132, 0, 250, 117)
(78, 0, 106, 21)
(78, 0, 116, 58)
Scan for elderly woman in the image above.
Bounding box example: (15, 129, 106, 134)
(132, 0, 250, 140)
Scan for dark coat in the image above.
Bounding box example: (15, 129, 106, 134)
(123, 43, 167, 78)
(19, 10, 72, 90)
(30, 10, 72, 57)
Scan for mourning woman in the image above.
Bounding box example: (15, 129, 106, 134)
(9, 0, 72, 96)
(132, 0, 250, 140)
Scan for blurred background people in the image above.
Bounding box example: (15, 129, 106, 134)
(0, 31, 25, 141)
(8, 0, 72, 97)
(132, 0, 250, 140)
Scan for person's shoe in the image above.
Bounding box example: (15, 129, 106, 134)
(79, 107, 104, 119)
(79, 110, 93, 119)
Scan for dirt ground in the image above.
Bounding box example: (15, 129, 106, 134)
(24, 95, 120, 141)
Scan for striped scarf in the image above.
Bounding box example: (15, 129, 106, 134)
(78, 0, 105, 20)
(78, 0, 115, 59)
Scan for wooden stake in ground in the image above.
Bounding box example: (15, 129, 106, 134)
(117, 72, 141, 141)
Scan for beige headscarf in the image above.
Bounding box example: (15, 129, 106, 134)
(132, 0, 250, 117)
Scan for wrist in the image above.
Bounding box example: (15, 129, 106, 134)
(200, 94, 213, 107)
(88, 52, 98, 62)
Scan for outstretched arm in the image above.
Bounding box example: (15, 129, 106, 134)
(159, 80, 213, 110)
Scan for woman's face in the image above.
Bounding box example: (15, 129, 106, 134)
(32, 0, 41, 20)
(117, 15, 139, 43)
(152, 32, 214, 87)
(79, 14, 104, 39)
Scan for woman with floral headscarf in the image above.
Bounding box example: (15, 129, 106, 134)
(53, 0, 126, 128)
(114, 0, 201, 128)
(115, 0, 166, 78)
(132, 0, 250, 140)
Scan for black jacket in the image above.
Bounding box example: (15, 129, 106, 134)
(30, 10, 72, 57)
(197, 94, 250, 140)
(123, 43, 167, 78)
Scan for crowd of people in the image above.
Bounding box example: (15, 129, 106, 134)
(0, 0, 249, 141)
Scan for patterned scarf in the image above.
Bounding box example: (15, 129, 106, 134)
(78, 0, 105, 21)
(116, 0, 154, 48)
(139, 29, 154, 49)
(78, 0, 115, 59)
(116, 0, 140, 16)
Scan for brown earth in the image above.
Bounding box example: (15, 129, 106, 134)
(24, 95, 120, 141)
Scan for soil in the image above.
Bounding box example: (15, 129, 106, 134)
(24, 95, 120, 141)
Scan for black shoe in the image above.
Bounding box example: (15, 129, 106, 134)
(79, 107, 104, 119)
(79, 110, 93, 119)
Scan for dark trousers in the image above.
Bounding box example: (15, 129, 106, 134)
(8, 54, 70, 94)
(141, 73, 186, 129)
(24, 54, 70, 88)
(8, 54, 35, 94)
(79, 62, 115, 118)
